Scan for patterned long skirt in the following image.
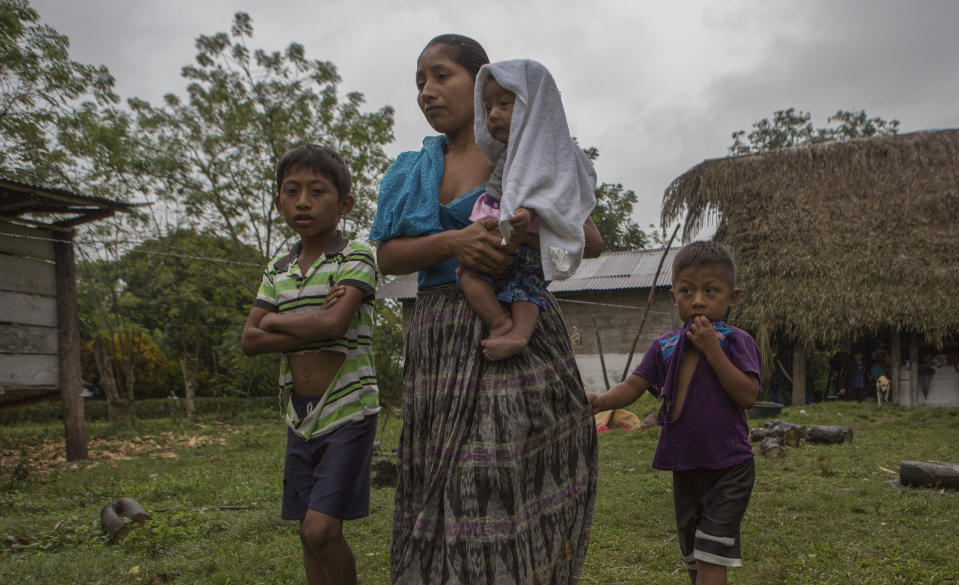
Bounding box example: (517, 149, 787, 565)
(391, 284, 598, 585)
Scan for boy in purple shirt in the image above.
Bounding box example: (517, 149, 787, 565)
(589, 241, 761, 585)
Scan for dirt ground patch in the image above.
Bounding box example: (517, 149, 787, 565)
(0, 422, 236, 477)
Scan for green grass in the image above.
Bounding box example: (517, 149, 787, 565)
(2, 398, 958, 584)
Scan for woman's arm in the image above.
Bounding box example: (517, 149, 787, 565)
(583, 217, 603, 258)
(377, 218, 512, 276)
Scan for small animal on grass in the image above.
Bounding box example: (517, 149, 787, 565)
(876, 375, 891, 407)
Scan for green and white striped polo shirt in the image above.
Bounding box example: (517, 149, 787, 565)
(255, 234, 379, 438)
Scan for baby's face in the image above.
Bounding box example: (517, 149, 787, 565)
(482, 77, 516, 145)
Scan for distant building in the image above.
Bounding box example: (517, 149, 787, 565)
(376, 248, 683, 393)
(662, 129, 959, 406)
(1, 177, 140, 460)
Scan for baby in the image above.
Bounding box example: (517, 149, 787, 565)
(460, 59, 596, 360)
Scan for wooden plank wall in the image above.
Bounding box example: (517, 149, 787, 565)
(0, 223, 59, 395)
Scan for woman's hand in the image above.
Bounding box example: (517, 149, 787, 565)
(453, 218, 513, 274)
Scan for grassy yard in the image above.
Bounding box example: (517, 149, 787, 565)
(2, 398, 958, 584)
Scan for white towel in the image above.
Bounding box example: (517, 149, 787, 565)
(474, 59, 597, 280)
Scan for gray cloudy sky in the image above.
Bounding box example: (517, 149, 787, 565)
(31, 0, 959, 234)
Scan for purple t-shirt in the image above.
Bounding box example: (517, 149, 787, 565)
(633, 322, 761, 471)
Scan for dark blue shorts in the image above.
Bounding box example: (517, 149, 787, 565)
(281, 393, 378, 521)
(673, 457, 755, 569)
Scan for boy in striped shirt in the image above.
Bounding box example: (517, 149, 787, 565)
(242, 144, 379, 585)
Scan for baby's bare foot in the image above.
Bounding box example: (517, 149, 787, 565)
(487, 316, 513, 340)
(482, 335, 529, 361)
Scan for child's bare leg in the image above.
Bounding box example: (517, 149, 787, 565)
(300, 510, 357, 585)
(693, 561, 726, 585)
(482, 300, 538, 361)
(460, 270, 513, 338)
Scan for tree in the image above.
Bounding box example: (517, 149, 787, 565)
(583, 146, 650, 252)
(115, 229, 262, 420)
(131, 12, 394, 262)
(730, 108, 899, 155)
(0, 0, 117, 184)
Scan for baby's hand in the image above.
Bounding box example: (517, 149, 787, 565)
(685, 315, 720, 354)
(509, 207, 536, 237)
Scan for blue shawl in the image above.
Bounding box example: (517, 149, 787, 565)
(369, 135, 446, 243)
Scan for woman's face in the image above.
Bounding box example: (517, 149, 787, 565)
(416, 44, 476, 134)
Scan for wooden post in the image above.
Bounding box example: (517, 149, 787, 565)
(890, 330, 901, 405)
(53, 231, 88, 461)
(791, 344, 806, 406)
(593, 316, 610, 390)
(909, 332, 919, 407)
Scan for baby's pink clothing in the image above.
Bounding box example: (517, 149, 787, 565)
(468, 192, 540, 233)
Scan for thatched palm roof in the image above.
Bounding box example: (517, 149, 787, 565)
(661, 129, 959, 347)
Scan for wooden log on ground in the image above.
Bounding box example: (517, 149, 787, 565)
(760, 437, 784, 458)
(752, 420, 806, 443)
(899, 460, 959, 490)
(805, 425, 853, 444)
(782, 426, 801, 447)
(764, 419, 807, 438)
(100, 503, 129, 542)
(114, 497, 150, 525)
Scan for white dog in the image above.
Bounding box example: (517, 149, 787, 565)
(876, 375, 891, 407)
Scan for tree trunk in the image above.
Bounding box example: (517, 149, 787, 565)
(791, 344, 806, 406)
(54, 232, 88, 460)
(93, 339, 135, 427)
(899, 460, 959, 490)
(806, 425, 853, 444)
(181, 352, 198, 422)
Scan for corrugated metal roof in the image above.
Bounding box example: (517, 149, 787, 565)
(376, 247, 679, 300)
(549, 248, 678, 293)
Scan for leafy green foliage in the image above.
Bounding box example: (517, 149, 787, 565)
(131, 11, 395, 261)
(372, 299, 405, 406)
(0, 0, 117, 184)
(80, 330, 178, 400)
(730, 108, 900, 155)
(116, 229, 266, 395)
(584, 146, 650, 252)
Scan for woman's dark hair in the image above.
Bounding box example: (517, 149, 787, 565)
(420, 34, 489, 79)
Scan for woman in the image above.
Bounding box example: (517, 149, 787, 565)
(371, 34, 600, 584)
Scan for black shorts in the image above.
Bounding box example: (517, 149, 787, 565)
(281, 393, 378, 521)
(673, 457, 755, 569)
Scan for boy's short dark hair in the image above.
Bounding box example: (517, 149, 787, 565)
(672, 241, 737, 288)
(276, 144, 351, 199)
